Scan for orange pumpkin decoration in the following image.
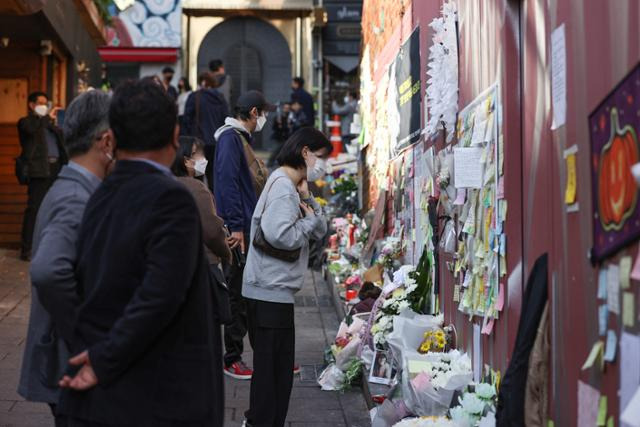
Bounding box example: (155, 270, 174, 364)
(598, 108, 639, 230)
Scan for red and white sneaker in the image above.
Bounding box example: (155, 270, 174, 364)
(224, 361, 253, 380)
(293, 364, 301, 375)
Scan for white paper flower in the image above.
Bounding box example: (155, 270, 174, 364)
(449, 406, 475, 427)
(459, 393, 486, 415)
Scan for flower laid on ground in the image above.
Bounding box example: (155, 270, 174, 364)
(377, 236, 403, 268)
(448, 382, 497, 427)
(392, 416, 458, 427)
(410, 350, 472, 390)
(418, 328, 448, 354)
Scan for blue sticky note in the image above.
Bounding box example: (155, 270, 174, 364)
(598, 268, 608, 300)
(499, 234, 506, 256)
(604, 330, 617, 362)
(598, 304, 608, 336)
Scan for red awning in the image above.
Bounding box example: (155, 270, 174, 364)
(98, 47, 178, 63)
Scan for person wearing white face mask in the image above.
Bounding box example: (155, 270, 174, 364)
(331, 90, 359, 146)
(17, 91, 68, 261)
(172, 136, 231, 268)
(241, 127, 332, 427)
(213, 90, 275, 380)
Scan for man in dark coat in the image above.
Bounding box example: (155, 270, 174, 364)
(290, 77, 315, 128)
(17, 91, 68, 260)
(58, 80, 223, 427)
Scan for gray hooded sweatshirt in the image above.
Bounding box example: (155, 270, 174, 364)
(242, 168, 327, 304)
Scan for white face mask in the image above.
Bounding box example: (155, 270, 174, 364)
(307, 154, 327, 181)
(194, 158, 208, 177)
(34, 105, 48, 117)
(344, 96, 350, 104)
(256, 113, 267, 132)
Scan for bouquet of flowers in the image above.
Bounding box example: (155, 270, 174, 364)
(448, 383, 497, 427)
(418, 328, 449, 354)
(377, 236, 404, 269)
(393, 417, 458, 427)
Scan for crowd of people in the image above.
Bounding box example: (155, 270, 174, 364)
(14, 61, 333, 427)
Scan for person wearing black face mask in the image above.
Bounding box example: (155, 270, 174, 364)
(18, 90, 112, 426)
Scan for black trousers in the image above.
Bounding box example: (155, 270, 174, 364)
(244, 298, 295, 427)
(21, 162, 60, 257)
(223, 260, 248, 367)
(49, 403, 68, 427)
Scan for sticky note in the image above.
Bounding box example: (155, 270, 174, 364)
(631, 251, 640, 282)
(497, 176, 505, 199)
(621, 386, 640, 426)
(597, 395, 607, 426)
(453, 285, 461, 302)
(620, 256, 632, 289)
(582, 341, 604, 370)
(598, 268, 608, 300)
(481, 317, 494, 335)
(495, 283, 505, 311)
(623, 292, 636, 327)
(606, 416, 613, 427)
(607, 265, 620, 315)
(578, 381, 600, 427)
(604, 330, 617, 363)
(598, 304, 608, 336)
(454, 189, 466, 205)
(565, 153, 577, 204)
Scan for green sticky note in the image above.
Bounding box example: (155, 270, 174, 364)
(547, 421, 554, 427)
(597, 395, 607, 426)
(607, 415, 614, 427)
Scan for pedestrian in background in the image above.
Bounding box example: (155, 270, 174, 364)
(268, 102, 292, 168)
(290, 77, 314, 127)
(177, 77, 192, 131)
(331, 91, 359, 146)
(289, 99, 308, 134)
(58, 80, 224, 426)
(161, 66, 178, 101)
(17, 91, 68, 261)
(18, 90, 112, 427)
(213, 90, 273, 380)
(242, 127, 331, 427)
(209, 59, 233, 107)
(184, 72, 229, 191)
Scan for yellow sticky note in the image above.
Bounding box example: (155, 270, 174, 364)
(623, 292, 636, 327)
(548, 421, 554, 427)
(582, 341, 604, 370)
(620, 256, 632, 290)
(597, 395, 607, 426)
(607, 415, 614, 427)
(565, 153, 577, 204)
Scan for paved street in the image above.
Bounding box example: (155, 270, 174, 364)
(0, 248, 370, 427)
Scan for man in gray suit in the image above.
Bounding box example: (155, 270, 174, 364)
(18, 90, 113, 426)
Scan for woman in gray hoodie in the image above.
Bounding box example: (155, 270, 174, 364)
(242, 128, 332, 427)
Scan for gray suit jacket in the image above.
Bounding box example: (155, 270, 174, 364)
(18, 164, 101, 403)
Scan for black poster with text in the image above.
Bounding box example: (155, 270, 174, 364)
(394, 27, 421, 152)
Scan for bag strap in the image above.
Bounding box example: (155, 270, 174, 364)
(258, 176, 288, 218)
(195, 91, 203, 139)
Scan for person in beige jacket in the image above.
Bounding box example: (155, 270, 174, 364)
(172, 136, 231, 265)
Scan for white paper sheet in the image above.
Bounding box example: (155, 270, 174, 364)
(454, 147, 484, 189)
(607, 264, 620, 314)
(621, 332, 640, 426)
(473, 323, 482, 382)
(551, 23, 567, 130)
(621, 387, 640, 427)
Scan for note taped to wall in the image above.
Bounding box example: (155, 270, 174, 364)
(564, 153, 577, 204)
(454, 147, 484, 189)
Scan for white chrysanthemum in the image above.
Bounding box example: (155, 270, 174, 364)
(449, 406, 475, 427)
(475, 382, 496, 400)
(459, 393, 486, 415)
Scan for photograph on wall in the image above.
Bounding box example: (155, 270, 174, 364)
(393, 27, 422, 155)
(589, 63, 640, 262)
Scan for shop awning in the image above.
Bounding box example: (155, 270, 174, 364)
(183, 0, 313, 10)
(325, 55, 359, 73)
(98, 47, 179, 63)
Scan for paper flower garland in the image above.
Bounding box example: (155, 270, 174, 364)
(425, 1, 459, 142)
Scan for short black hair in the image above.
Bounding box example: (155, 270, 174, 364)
(172, 136, 204, 177)
(162, 66, 174, 74)
(109, 80, 177, 152)
(292, 77, 304, 87)
(277, 127, 332, 169)
(233, 105, 262, 121)
(178, 77, 191, 92)
(28, 91, 47, 104)
(209, 59, 223, 72)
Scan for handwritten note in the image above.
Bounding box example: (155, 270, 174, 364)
(597, 395, 608, 426)
(551, 24, 567, 130)
(471, 119, 488, 145)
(620, 332, 640, 417)
(623, 292, 636, 328)
(454, 189, 467, 205)
(495, 283, 505, 311)
(620, 256, 632, 290)
(604, 330, 617, 363)
(578, 380, 600, 427)
(481, 317, 495, 335)
(607, 264, 620, 314)
(497, 176, 505, 199)
(454, 147, 484, 189)
(582, 341, 604, 371)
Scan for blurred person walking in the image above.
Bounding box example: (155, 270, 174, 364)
(290, 77, 314, 128)
(288, 99, 308, 134)
(176, 77, 192, 131)
(268, 102, 292, 168)
(209, 59, 232, 107)
(58, 80, 224, 426)
(331, 91, 359, 145)
(184, 72, 229, 191)
(161, 66, 178, 101)
(18, 90, 113, 427)
(17, 91, 68, 261)
(213, 90, 273, 380)
(242, 128, 331, 427)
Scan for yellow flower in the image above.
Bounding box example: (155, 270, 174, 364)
(434, 330, 445, 340)
(315, 197, 328, 207)
(437, 336, 446, 348)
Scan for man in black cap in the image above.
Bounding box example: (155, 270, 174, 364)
(161, 66, 178, 101)
(213, 90, 274, 380)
